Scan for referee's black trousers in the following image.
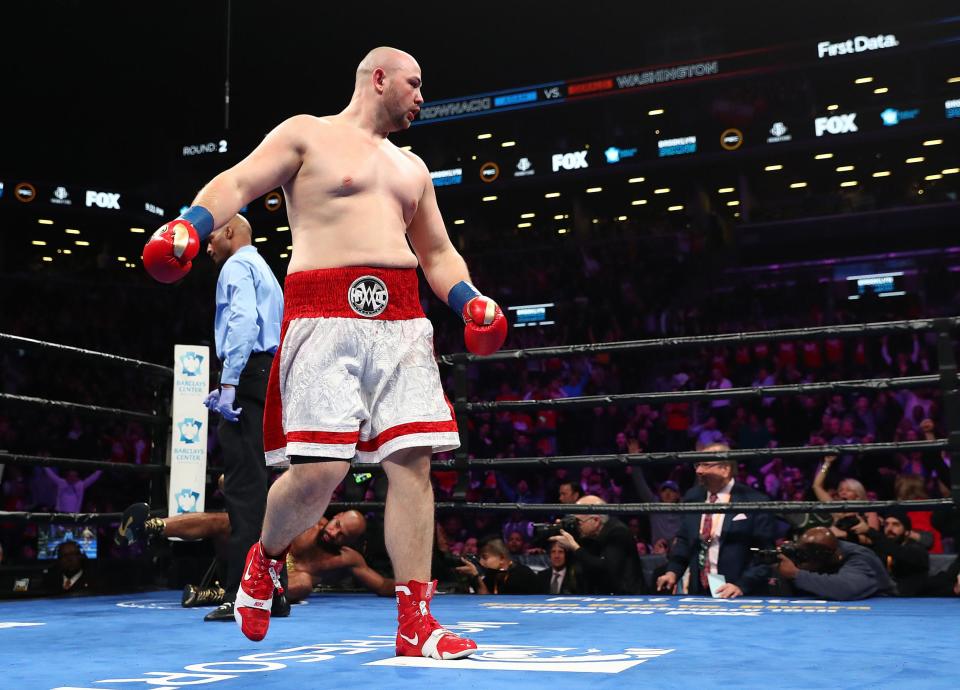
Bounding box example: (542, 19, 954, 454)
(218, 351, 274, 599)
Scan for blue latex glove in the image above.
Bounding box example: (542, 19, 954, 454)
(203, 388, 221, 410)
(204, 386, 242, 422)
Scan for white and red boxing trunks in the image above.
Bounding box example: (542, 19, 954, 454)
(263, 267, 460, 466)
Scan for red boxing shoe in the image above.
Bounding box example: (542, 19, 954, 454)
(234, 541, 286, 642)
(395, 580, 477, 660)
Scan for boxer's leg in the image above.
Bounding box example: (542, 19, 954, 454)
(163, 512, 231, 541)
(236, 458, 349, 641)
(383, 445, 476, 660)
(260, 459, 350, 557)
(381, 446, 433, 582)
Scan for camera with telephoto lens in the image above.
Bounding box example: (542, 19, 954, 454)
(751, 542, 806, 566)
(531, 515, 580, 544)
(443, 552, 482, 572)
(833, 514, 861, 532)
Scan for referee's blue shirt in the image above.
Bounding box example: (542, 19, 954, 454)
(214, 246, 283, 385)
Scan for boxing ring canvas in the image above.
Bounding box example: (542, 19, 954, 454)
(2, 591, 958, 689)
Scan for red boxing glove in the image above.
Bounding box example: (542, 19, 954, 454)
(463, 296, 507, 356)
(142, 220, 201, 283)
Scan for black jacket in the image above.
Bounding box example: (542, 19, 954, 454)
(864, 528, 929, 596)
(573, 517, 642, 594)
(537, 563, 584, 595)
(667, 483, 776, 594)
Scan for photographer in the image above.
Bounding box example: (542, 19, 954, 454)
(548, 495, 641, 594)
(773, 527, 894, 600)
(454, 538, 542, 594)
(812, 455, 880, 543)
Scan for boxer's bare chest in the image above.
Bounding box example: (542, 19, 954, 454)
(297, 123, 422, 224)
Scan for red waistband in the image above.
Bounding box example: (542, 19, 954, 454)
(283, 267, 424, 321)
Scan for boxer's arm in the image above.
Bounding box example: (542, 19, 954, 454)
(191, 115, 310, 228)
(351, 563, 395, 597)
(406, 161, 471, 301)
(406, 156, 507, 355)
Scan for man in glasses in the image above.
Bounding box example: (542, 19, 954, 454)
(656, 443, 775, 598)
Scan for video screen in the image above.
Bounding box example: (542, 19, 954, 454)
(508, 303, 556, 327)
(846, 272, 905, 300)
(36, 524, 98, 560)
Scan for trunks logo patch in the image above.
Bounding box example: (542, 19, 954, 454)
(348, 276, 389, 317)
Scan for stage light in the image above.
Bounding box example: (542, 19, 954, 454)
(790, 182, 808, 189)
(764, 164, 783, 171)
(37, 219, 53, 225)
(520, 212, 535, 218)
(648, 108, 664, 115)
(517, 222, 532, 228)
(727, 200, 740, 206)
(631, 199, 647, 206)
(129, 227, 145, 233)
(836, 165, 854, 172)
(654, 187, 670, 194)
(815, 153, 834, 160)
(854, 77, 873, 84)
(586, 187, 602, 193)
(628, 177, 645, 183)
(925, 174, 943, 181)
(873, 87, 888, 94)
(501, 141, 516, 148)
(31, 240, 46, 246)
(906, 157, 924, 164)
(254, 237, 267, 243)
(718, 187, 735, 193)
(453, 219, 465, 225)
(65, 229, 80, 234)
(545, 192, 560, 198)
(872, 171, 891, 177)
(923, 139, 943, 147)
(840, 180, 858, 187)
(75, 240, 90, 246)
(477, 133, 492, 140)
(482, 195, 497, 201)
(668, 205, 684, 212)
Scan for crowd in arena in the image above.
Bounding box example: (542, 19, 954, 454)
(2, 215, 958, 599)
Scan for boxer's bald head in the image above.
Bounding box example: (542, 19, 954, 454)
(355, 47, 417, 86)
(207, 214, 252, 264)
(347, 46, 423, 135)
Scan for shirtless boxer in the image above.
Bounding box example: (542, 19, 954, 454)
(117, 503, 391, 600)
(143, 47, 507, 658)
(284, 511, 395, 600)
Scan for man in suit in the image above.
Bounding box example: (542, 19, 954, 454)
(656, 443, 774, 598)
(537, 541, 582, 594)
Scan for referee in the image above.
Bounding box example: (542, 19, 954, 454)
(202, 214, 285, 622)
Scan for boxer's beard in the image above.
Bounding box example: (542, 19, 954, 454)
(316, 536, 342, 555)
